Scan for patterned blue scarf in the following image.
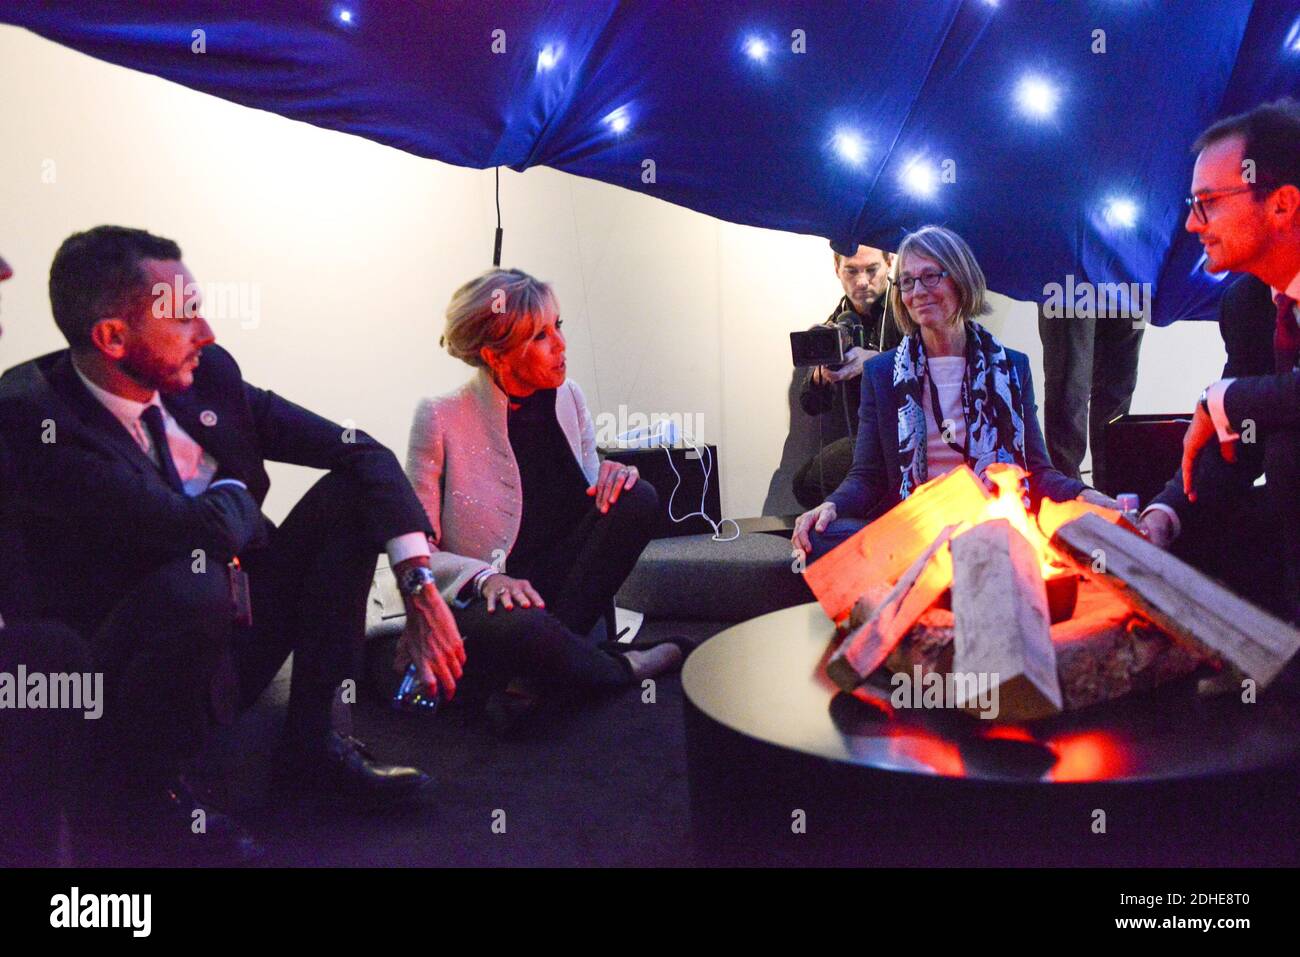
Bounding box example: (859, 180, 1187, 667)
(894, 321, 1026, 499)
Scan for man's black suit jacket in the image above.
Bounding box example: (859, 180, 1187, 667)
(1149, 274, 1276, 523)
(0, 345, 432, 635)
(0, 437, 34, 624)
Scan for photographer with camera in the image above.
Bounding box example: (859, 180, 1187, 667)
(792, 243, 901, 508)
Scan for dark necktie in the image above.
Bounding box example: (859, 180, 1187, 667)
(1274, 294, 1299, 375)
(140, 404, 185, 492)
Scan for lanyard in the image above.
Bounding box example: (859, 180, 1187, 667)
(926, 360, 970, 462)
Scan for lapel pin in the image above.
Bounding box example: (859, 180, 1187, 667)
(200, 410, 218, 427)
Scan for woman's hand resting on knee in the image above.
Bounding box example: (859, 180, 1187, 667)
(481, 573, 546, 612)
(791, 502, 837, 556)
(587, 460, 639, 514)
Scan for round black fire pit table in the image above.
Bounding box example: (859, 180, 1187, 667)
(682, 603, 1300, 866)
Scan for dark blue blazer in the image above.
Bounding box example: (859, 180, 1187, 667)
(827, 344, 1086, 523)
(0, 345, 432, 634)
(1150, 274, 1275, 520)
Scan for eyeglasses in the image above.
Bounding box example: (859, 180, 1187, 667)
(898, 269, 949, 293)
(1185, 185, 1257, 225)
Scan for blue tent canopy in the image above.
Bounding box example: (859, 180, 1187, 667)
(5, 0, 1299, 324)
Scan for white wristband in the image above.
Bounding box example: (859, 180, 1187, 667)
(471, 566, 497, 596)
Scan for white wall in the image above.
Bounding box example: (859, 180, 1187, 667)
(0, 27, 1224, 521)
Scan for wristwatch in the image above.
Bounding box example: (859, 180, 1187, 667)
(398, 564, 436, 597)
(1198, 388, 1210, 415)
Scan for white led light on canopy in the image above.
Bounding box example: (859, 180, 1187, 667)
(536, 43, 563, 72)
(1015, 75, 1060, 120)
(602, 105, 632, 135)
(1286, 16, 1300, 53)
(831, 129, 868, 166)
(1103, 197, 1138, 229)
(743, 36, 770, 62)
(900, 156, 939, 199)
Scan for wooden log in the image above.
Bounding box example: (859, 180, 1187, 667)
(887, 583, 1205, 712)
(1035, 496, 1125, 541)
(846, 582, 895, 632)
(951, 519, 1063, 721)
(885, 607, 955, 676)
(1050, 512, 1300, 687)
(825, 525, 958, 691)
(1049, 583, 1202, 710)
(804, 465, 991, 624)
(1051, 582, 1159, 693)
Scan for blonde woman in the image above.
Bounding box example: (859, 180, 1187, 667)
(793, 225, 1115, 559)
(406, 269, 688, 726)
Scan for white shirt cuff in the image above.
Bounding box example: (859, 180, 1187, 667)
(1139, 503, 1181, 541)
(1206, 378, 1238, 442)
(386, 531, 432, 567)
(208, 478, 248, 492)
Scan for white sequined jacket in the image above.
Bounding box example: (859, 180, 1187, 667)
(405, 367, 600, 601)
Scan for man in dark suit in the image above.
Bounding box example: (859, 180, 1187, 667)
(1139, 99, 1300, 622)
(0, 252, 95, 865)
(0, 227, 467, 862)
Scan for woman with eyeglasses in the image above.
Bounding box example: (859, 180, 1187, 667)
(792, 225, 1116, 560)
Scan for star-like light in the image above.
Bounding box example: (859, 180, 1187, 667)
(537, 44, 563, 72)
(1015, 75, 1059, 120)
(833, 130, 867, 166)
(900, 157, 938, 198)
(744, 37, 770, 62)
(603, 106, 631, 135)
(1103, 197, 1138, 229)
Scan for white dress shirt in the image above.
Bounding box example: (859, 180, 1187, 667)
(72, 359, 225, 496)
(72, 359, 429, 566)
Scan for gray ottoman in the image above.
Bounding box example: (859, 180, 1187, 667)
(616, 532, 812, 622)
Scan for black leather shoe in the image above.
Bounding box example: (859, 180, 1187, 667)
(273, 731, 433, 806)
(72, 776, 265, 867)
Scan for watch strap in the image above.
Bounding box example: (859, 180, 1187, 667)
(398, 564, 436, 596)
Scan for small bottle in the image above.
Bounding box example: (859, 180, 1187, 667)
(393, 663, 441, 714)
(1117, 492, 1141, 528)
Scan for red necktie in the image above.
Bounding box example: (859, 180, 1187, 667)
(1274, 294, 1299, 375)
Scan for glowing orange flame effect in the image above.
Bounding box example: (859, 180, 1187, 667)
(958, 463, 1068, 579)
(1046, 730, 1132, 781)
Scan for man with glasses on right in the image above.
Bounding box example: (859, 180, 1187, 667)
(1139, 98, 1300, 623)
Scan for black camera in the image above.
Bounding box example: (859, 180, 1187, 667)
(789, 312, 866, 368)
